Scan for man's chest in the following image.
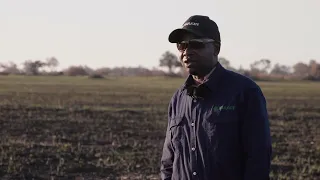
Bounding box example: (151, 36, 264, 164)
(169, 91, 242, 156)
(172, 91, 240, 124)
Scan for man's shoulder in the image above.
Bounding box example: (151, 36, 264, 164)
(170, 85, 185, 101)
(224, 70, 266, 104)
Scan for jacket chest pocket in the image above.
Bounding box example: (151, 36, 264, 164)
(169, 116, 186, 154)
(205, 111, 240, 155)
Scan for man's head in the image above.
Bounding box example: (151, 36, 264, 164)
(168, 15, 221, 77)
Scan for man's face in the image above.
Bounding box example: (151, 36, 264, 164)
(177, 33, 218, 76)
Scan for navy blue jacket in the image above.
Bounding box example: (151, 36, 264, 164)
(160, 62, 272, 180)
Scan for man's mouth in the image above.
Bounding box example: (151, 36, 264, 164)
(185, 63, 197, 68)
(184, 60, 196, 67)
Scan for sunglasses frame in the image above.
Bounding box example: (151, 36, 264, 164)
(176, 38, 216, 52)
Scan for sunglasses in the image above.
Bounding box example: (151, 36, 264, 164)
(176, 39, 215, 51)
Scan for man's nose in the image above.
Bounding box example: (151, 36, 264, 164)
(183, 47, 195, 57)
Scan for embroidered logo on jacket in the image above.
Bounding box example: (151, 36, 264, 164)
(212, 105, 236, 115)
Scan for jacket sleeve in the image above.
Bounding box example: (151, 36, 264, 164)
(160, 102, 174, 180)
(241, 87, 272, 180)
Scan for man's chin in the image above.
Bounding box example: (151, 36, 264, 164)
(186, 68, 199, 76)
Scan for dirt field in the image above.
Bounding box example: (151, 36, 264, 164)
(0, 76, 319, 180)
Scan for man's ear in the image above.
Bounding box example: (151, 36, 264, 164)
(213, 44, 220, 56)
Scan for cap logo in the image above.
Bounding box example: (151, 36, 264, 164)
(183, 22, 199, 27)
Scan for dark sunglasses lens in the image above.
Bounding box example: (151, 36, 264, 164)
(189, 41, 205, 49)
(177, 43, 187, 51)
(177, 41, 205, 51)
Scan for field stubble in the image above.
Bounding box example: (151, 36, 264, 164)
(0, 76, 319, 180)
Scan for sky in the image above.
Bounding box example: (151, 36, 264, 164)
(0, 0, 319, 70)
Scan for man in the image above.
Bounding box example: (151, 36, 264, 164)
(160, 15, 272, 180)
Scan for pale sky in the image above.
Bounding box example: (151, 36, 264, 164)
(0, 0, 319, 70)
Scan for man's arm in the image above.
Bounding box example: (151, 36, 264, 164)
(160, 103, 174, 180)
(241, 87, 272, 180)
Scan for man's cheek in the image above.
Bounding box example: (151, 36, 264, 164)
(179, 54, 184, 61)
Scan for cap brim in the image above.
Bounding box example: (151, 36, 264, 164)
(168, 28, 204, 43)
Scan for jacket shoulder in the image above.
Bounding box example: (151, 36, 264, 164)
(224, 70, 262, 91)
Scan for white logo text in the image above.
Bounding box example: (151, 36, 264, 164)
(183, 22, 199, 27)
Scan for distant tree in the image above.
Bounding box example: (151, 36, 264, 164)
(159, 51, 181, 74)
(218, 57, 237, 71)
(270, 63, 291, 75)
(46, 57, 59, 72)
(22, 60, 46, 75)
(95, 67, 111, 76)
(150, 67, 166, 76)
(104, 66, 153, 77)
(83, 66, 94, 75)
(237, 65, 246, 74)
(293, 62, 309, 76)
(63, 66, 89, 76)
(309, 59, 320, 79)
(250, 59, 271, 74)
(218, 57, 230, 69)
(0, 61, 21, 74)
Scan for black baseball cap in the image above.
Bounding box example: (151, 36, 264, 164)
(168, 15, 221, 44)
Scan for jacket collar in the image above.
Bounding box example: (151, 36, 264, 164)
(182, 62, 226, 93)
(193, 65, 216, 85)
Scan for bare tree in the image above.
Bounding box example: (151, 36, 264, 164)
(309, 59, 320, 80)
(159, 51, 182, 74)
(270, 63, 291, 75)
(218, 57, 237, 71)
(218, 57, 230, 69)
(293, 62, 309, 77)
(0, 61, 21, 74)
(250, 59, 271, 74)
(22, 60, 46, 75)
(46, 57, 59, 72)
(95, 67, 111, 76)
(63, 66, 89, 76)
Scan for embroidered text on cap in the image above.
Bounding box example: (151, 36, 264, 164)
(183, 22, 199, 27)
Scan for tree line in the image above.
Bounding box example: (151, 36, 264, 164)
(0, 51, 320, 81)
(159, 51, 320, 81)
